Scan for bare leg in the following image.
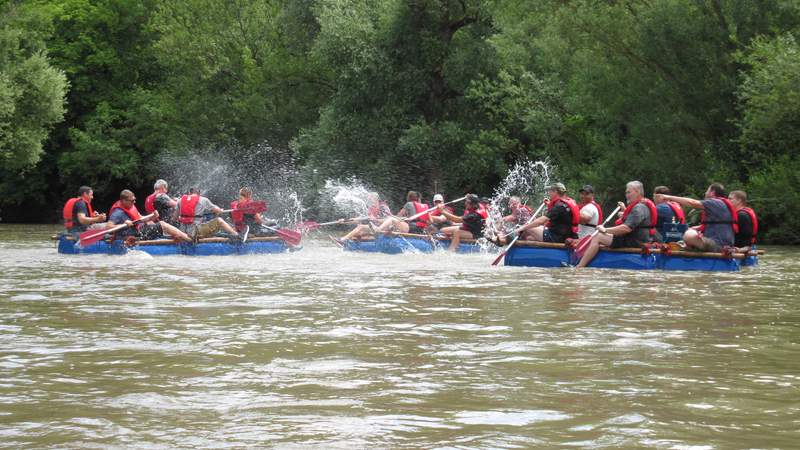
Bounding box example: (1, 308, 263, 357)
(216, 218, 239, 237)
(159, 222, 191, 242)
(342, 224, 372, 241)
(529, 226, 545, 241)
(393, 221, 410, 234)
(576, 233, 613, 268)
(448, 229, 473, 252)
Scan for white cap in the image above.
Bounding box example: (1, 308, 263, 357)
(433, 194, 444, 202)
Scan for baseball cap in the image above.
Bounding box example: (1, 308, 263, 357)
(579, 184, 594, 193)
(546, 182, 566, 194)
(433, 194, 444, 202)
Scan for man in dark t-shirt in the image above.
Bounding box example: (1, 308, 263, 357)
(495, 182, 576, 244)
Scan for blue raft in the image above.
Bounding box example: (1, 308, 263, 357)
(56, 235, 294, 256)
(342, 233, 483, 254)
(504, 241, 759, 272)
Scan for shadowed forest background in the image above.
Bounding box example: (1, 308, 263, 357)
(1, 0, 799, 243)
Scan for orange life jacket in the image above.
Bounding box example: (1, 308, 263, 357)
(616, 198, 658, 237)
(179, 194, 201, 224)
(62, 197, 94, 229)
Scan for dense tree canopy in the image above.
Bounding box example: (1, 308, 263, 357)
(1, 0, 799, 242)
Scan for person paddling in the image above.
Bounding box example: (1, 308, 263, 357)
(337, 192, 393, 243)
(575, 181, 656, 268)
(375, 190, 429, 234)
(230, 187, 276, 237)
(107, 189, 191, 242)
(144, 179, 179, 225)
(654, 182, 736, 252)
(577, 185, 603, 239)
(493, 183, 579, 245)
(176, 188, 242, 243)
(436, 194, 486, 252)
(62, 186, 107, 234)
(729, 190, 758, 253)
(427, 194, 454, 232)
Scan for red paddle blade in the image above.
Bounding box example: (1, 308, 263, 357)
(237, 201, 267, 215)
(573, 234, 593, 259)
(77, 229, 108, 247)
(491, 250, 507, 266)
(276, 228, 302, 246)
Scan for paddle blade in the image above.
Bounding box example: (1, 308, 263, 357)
(276, 228, 302, 246)
(573, 234, 593, 260)
(237, 201, 267, 215)
(491, 249, 508, 266)
(77, 228, 109, 247)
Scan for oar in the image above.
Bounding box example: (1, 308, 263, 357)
(219, 201, 268, 215)
(78, 213, 157, 247)
(404, 196, 467, 222)
(491, 202, 547, 266)
(263, 225, 302, 246)
(295, 218, 360, 232)
(573, 205, 622, 259)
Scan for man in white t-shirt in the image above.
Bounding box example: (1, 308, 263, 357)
(577, 185, 603, 238)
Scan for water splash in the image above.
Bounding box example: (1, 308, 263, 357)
(483, 160, 554, 241)
(318, 178, 383, 220)
(155, 142, 306, 226)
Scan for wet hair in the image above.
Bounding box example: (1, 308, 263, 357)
(626, 181, 644, 196)
(78, 186, 92, 196)
(406, 190, 420, 201)
(120, 189, 135, 201)
(239, 187, 253, 198)
(729, 190, 747, 204)
(154, 179, 168, 190)
(465, 194, 480, 206)
(653, 186, 671, 195)
(708, 182, 727, 198)
(188, 187, 199, 195)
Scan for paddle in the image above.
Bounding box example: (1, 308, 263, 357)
(219, 200, 268, 215)
(295, 218, 360, 232)
(78, 213, 157, 247)
(404, 196, 467, 223)
(263, 225, 302, 246)
(573, 205, 622, 259)
(491, 202, 547, 266)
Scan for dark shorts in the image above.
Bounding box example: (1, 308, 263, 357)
(407, 223, 424, 234)
(138, 223, 163, 240)
(542, 228, 566, 243)
(610, 234, 645, 249)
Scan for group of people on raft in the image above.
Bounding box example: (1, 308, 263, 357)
(333, 180, 758, 267)
(62, 180, 278, 244)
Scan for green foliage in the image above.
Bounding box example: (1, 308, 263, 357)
(0, 1, 67, 172)
(745, 156, 800, 244)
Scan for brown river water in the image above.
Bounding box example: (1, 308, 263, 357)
(0, 224, 798, 448)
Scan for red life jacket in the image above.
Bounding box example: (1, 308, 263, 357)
(460, 206, 487, 232)
(616, 198, 658, 236)
(62, 197, 94, 229)
(699, 197, 739, 234)
(109, 200, 142, 223)
(145, 192, 158, 214)
(666, 201, 686, 224)
(547, 196, 580, 234)
(430, 206, 454, 217)
(179, 194, 201, 224)
(739, 206, 758, 244)
(229, 199, 260, 232)
(580, 200, 604, 226)
(412, 201, 430, 228)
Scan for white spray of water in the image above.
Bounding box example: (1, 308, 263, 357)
(319, 178, 382, 219)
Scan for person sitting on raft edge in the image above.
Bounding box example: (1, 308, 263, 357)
(107, 189, 191, 243)
(176, 187, 243, 243)
(436, 194, 487, 252)
(337, 192, 393, 243)
(231, 187, 277, 237)
(575, 180, 657, 268)
(493, 182, 579, 245)
(62, 185, 107, 235)
(654, 182, 737, 253)
(375, 190, 430, 235)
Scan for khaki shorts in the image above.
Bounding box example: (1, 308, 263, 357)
(696, 236, 722, 252)
(196, 219, 221, 238)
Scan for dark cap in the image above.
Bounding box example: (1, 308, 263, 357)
(465, 194, 480, 205)
(480, 196, 492, 204)
(579, 184, 594, 193)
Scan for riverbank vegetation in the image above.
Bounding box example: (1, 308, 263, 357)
(1, 0, 798, 242)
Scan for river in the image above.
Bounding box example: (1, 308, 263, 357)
(0, 224, 798, 448)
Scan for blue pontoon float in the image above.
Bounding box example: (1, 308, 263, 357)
(56, 235, 296, 256)
(341, 233, 482, 254)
